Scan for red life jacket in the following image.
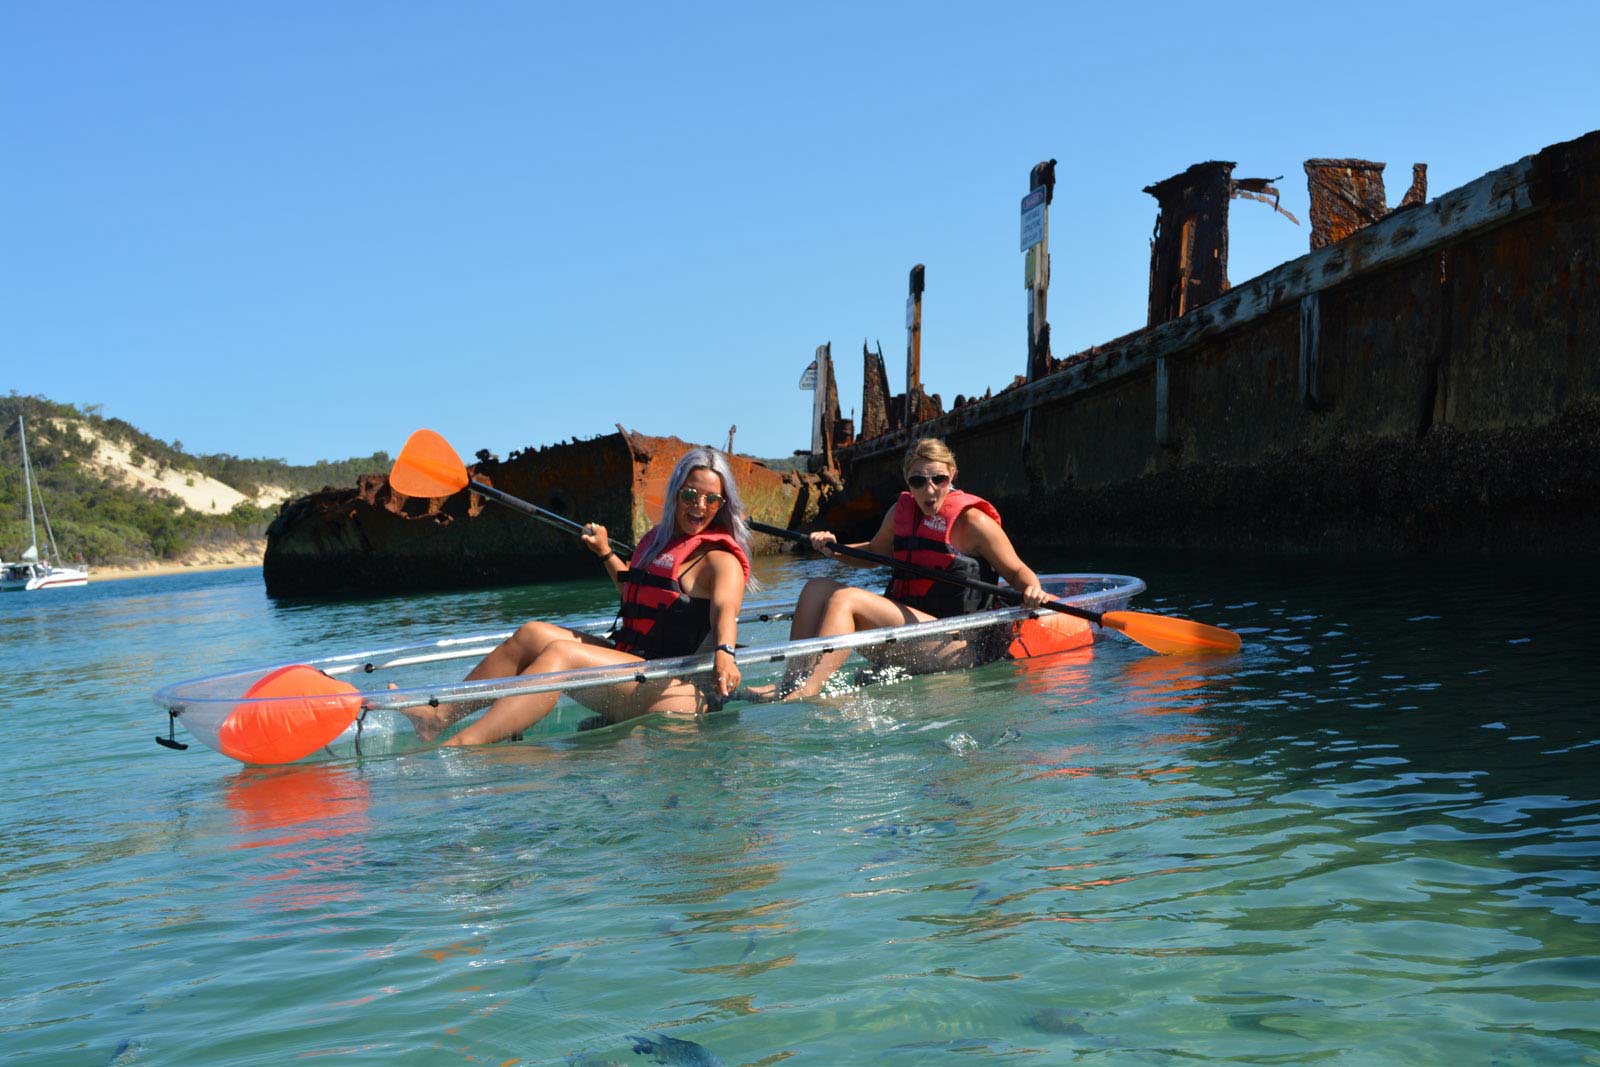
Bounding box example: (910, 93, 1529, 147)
(885, 490, 1003, 618)
(614, 527, 750, 659)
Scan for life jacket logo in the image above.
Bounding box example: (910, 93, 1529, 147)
(921, 515, 948, 532)
(652, 552, 676, 569)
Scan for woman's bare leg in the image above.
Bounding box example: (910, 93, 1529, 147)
(736, 578, 849, 701)
(408, 621, 606, 742)
(445, 638, 644, 746)
(789, 578, 847, 640)
(780, 586, 929, 699)
(455, 654, 719, 745)
(576, 674, 710, 723)
(466, 621, 581, 681)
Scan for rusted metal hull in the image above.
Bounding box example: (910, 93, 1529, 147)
(264, 430, 814, 597)
(823, 130, 1600, 556)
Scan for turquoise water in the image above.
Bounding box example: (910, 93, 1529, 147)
(3, 554, 1597, 1065)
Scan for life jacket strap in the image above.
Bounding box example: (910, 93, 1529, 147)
(892, 534, 957, 556)
(619, 570, 681, 592)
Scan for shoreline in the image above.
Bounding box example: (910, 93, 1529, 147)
(85, 540, 268, 582)
(90, 559, 264, 582)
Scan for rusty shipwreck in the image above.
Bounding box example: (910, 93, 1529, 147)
(804, 130, 1599, 556)
(264, 428, 818, 597)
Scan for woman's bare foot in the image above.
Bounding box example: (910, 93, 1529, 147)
(732, 676, 820, 704)
(391, 683, 452, 743)
(407, 710, 452, 744)
(778, 676, 825, 701)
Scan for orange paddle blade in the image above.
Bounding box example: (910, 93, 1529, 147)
(217, 664, 362, 765)
(1102, 611, 1242, 655)
(390, 429, 470, 498)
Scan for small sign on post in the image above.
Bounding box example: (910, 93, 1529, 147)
(809, 343, 831, 467)
(905, 264, 925, 430)
(798, 361, 818, 390)
(1022, 160, 1056, 389)
(1020, 186, 1047, 252)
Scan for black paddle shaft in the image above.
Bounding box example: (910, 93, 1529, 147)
(470, 479, 635, 556)
(748, 520, 1106, 627)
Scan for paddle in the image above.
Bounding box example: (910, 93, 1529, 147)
(748, 520, 1240, 655)
(389, 429, 634, 556)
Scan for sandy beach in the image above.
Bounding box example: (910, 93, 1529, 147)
(89, 541, 266, 582)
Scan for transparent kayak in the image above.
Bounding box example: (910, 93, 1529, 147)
(153, 573, 1145, 763)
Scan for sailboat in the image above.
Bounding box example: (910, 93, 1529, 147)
(1, 416, 89, 591)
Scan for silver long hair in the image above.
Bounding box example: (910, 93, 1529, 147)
(633, 447, 756, 586)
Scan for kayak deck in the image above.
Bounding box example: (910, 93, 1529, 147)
(154, 573, 1145, 761)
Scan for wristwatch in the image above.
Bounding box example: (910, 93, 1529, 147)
(715, 643, 737, 657)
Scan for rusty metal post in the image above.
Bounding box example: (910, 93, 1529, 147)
(1144, 161, 1235, 327)
(821, 342, 839, 470)
(1400, 163, 1428, 209)
(905, 264, 925, 429)
(1304, 159, 1388, 250)
(1144, 161, 1235, 449)
(861, 339, 892, 439)
(1024, 160, 1056, 381)
(1304, 158, 1428, 249)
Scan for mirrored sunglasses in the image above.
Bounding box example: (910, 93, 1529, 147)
(677, 487, 725, 507)
(906, 473, 951, 489)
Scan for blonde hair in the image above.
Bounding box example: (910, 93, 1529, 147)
(902, 437, 957, 479)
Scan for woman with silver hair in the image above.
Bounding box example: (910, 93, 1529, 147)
(413, 447, 753, 746)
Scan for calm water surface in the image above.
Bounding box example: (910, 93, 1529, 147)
(2, 552, 1596, 1065)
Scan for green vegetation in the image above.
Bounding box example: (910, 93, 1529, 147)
(753, 454, 808, 472)
(0, 394, 389, 566)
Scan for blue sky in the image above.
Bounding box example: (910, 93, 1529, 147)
(5, 1, 1596, 465)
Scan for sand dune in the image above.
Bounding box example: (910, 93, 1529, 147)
(50, 419, 293, 515)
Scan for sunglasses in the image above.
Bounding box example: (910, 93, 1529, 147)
(677, 487, 725, 507)
(906, 473, 951, 489)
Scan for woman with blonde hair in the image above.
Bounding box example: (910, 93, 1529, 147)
(412, 447, 753, 745)
(770, 437, 1049, 699)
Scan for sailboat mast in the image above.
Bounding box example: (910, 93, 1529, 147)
(18, 417, 39, 558)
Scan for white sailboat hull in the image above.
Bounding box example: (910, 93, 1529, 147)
(1, 562, 89, 591)
(6, 416, 91, 592)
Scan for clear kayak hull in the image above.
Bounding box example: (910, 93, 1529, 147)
(153, 573, 1145, 763)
